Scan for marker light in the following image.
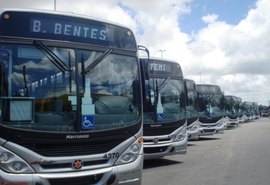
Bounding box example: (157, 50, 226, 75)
(0, 152, 10, 162)
(174, 126, 187, 142)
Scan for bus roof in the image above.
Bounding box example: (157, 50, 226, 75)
(196, 84, 222, 94)
(225, 95, 242, 102)
(0, 9, 137, 50)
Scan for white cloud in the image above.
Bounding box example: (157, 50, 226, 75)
(202, 14, 219, 24)
(184, 0, 270, 104)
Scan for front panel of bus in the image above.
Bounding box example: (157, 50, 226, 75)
(243, 102, 253, 120)
(224, 96, 241, 127)
(197, 85, 225, 135)
(0, 10, 143, 185)
(140, 59, 187, 159)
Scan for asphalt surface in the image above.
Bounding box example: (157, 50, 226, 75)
(142, 117, 270, 185)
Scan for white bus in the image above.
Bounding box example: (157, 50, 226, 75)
(196, 84, 226, 136)
(185, 79, 200, 140)
(252, 102, 260, 119)
(140, 58, 187, 159)
(242, 101, 253, 121)
(224, 95, 242, 128)
(0, 9, 143, 185)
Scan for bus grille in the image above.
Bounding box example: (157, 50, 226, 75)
(143, 126, 178, 136)
(40, 159, 108, 169)
(199, 116, 223, 123)
(201, 124, 217, 127)
(143, 137, 171, 143)
(48, 174, 103, 185)
(22, 138, 124, 157)
(227, 115, 238, 119)
(203, 129, 216, 133)
(144, 146, 168, 154)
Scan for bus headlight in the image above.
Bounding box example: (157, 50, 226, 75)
(217, 119, 224, 127)
(121, 153, 136, 163)
(115, 137, 143, 165)
(12, 161, 25, 171)
(0, 146, 34, 173)
(188, 122, 199, 131)
(174, 126, 187, 142)
(130, 143, 140, 153)
(0, 151, 10, 162)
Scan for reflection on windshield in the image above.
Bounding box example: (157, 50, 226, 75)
(0, 43, 139, 132)
(144, 78, 186, 123)
(225, 97, 241, 116)
(198, 93, 223, 117)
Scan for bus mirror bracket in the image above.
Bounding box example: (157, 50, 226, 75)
(138, 45, 150, 59)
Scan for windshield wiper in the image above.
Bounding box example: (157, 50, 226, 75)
(82, 48, 112, 75)
(33, 40, 71, 72)
(158, 76, 171, 91)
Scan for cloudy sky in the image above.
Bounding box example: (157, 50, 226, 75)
(1, 0, 270, 105)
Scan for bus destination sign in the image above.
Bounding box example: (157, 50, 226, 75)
(30, 18, 108, 42)
(0, 11, 137, 50)
(148, 61, 172, 75)
(147, 60, 183, 78)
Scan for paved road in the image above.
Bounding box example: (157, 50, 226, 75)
(142, 117, 270, 185)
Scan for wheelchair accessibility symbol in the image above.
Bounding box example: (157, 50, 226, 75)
(157, 113, 164, 122)
(82, 115, 95, 129)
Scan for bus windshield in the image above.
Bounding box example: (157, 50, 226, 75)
(144, 77, 186, 123)
(0, 42, 139, 132)
(198, 93, 223, 117)
(225, 96, 241, 116)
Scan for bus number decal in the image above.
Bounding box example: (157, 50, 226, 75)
(103, 153, 120, 159)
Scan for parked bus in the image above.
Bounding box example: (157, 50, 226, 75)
(234, 96, 243, 123)
(224, 95, 242, 128)
(238, 101, 247, 123)
(242, 101, 253, 121)
(252, 102, 260, 119)
(140, 58, 187, 159)
(196, 84, 226, 136)
(0, 9, 143, 185)
(184, 79, 199, 140)
(260, 105, 269, 117)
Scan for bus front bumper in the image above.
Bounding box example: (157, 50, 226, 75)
(199, 119, 226, 136)
(187, 121, 200, 140)
(227, 119, 239, 128)
(199, 127, 219, 135)
(188, 130, 200, 140)
(0, 154, 143, 185)
(143, 137, 188, 160)
(199, 125, 225, 135)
